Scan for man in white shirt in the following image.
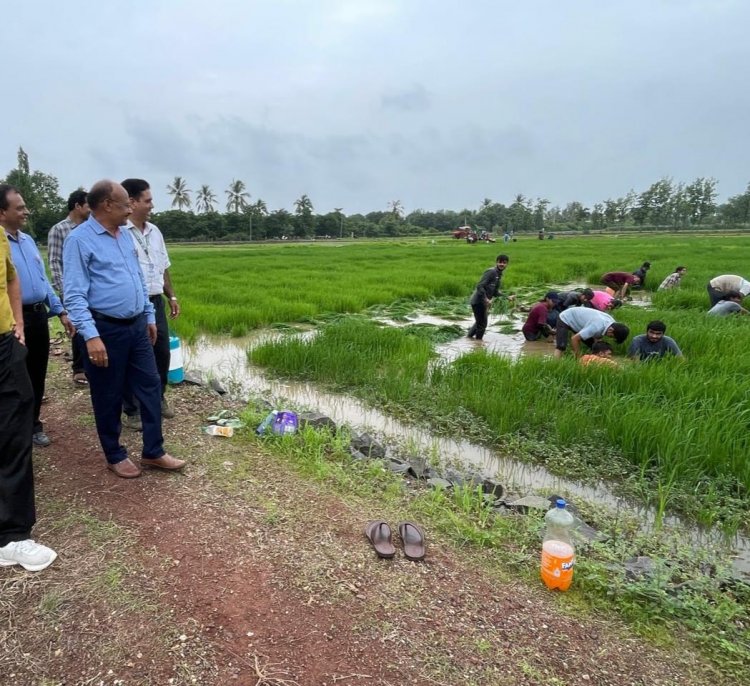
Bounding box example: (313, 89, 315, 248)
(554, 307, 629, 358)
(121, 179, 180, 427)
(706, 274, 750, 307)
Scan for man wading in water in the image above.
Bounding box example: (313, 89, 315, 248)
(467, 254, 511, 340)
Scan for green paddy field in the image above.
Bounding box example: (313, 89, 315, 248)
(170, 235, 750, 529)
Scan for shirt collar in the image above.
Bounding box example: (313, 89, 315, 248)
(88, 214, 129, 235)
(125, 219, 153, 235)
(3, 227, 26, 243)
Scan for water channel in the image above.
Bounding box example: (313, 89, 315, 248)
(181, 310, 750, 579)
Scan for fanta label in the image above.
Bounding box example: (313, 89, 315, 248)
(541, 539, 575, 591)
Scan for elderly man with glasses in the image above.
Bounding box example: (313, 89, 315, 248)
(63, 180, 185, 479)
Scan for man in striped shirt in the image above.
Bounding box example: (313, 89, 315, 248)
(47, 189, 89, 384)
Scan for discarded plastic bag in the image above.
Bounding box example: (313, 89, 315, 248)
(203, 425, 233, 437)
(256, 410, 298, 436)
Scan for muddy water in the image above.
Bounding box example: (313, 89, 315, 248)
(182, 332, 749, 577)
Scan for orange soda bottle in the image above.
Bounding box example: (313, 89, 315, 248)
(541, 498, 576, 591)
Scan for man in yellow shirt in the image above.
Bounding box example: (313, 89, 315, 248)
(0, 185, 57, 571)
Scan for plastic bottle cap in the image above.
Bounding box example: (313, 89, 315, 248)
(556, 498, 566, 508)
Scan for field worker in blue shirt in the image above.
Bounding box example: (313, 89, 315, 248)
(1, 184, 75, 448)
(707, 291, 749, 316)
(628, 320, 683, 361)
(63, 180, 185, 479)
(554, 307, 629, 358)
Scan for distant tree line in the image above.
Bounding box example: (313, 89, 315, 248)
(3, 147, 750, 243)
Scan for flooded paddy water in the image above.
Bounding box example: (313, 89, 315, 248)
(181, 308, 750, 578)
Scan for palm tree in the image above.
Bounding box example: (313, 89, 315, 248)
(195, 184, 217, 213)
(251, 199, 268, 216)
(294, 194, 314, 215)
(166, 176, 192, 211)
(334, 207, 344, 238)
(387, 199, 403, 218)
(225, 179, 250, 213)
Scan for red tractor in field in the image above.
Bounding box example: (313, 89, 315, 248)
(452, 225, 473, 239)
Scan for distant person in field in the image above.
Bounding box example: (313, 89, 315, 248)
(631, 261, 651, 289)
(467, 254, 511, 340)
(589, 290, 623, 312)
(707, 291, 749, 316)
(554, 307, 629, 358)
(601, 271, 640, 298)
(628, 320, 683, 362)
(546, 289, 593, 328)
(706, 274, 750, 307)
(522, 292, 558, 341)
(658, 266, 687, 290)
(580, 341, 617, 367)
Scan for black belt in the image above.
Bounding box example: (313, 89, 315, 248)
(91, 310, 140, 326)
(149, 294, 163, 303)
(22, 302, 46, 313)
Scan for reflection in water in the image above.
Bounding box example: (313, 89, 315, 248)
(182, 329, 749, 577)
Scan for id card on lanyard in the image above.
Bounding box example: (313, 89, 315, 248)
(129, 226, 157, 285)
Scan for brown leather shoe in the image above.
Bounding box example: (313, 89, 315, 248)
(107, 458, 142, 479)
(141, 453, 186, 471)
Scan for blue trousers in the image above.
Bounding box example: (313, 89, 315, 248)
(83, 316, 164, 464)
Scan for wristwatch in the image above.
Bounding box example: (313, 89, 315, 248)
(169, 296, 178, 301)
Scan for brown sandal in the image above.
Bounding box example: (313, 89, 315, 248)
(398, 521, 426, 561)
(364, 521, 396, 559)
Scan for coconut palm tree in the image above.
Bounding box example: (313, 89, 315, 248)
(195, 184, 217, 213)
(225, 179, 250, 213)
(166, 176, 192, 211)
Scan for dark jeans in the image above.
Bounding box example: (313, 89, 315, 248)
(555, 323, 595, 352)
(707, 284, 725, 307)
(123, 295, 169, 416)
(71, 332, 85, 375)
(84, 315, 164, 464)
(0, 334, 36, 546)
(23, 308, 49, 434)
(467, 301, 489, 339)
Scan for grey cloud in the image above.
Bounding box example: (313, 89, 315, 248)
(381, 84, 432, 112)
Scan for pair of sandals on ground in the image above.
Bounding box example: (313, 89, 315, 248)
(365, 520, 425, 561)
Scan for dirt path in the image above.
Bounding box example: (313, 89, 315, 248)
(1, 360, 719, 685)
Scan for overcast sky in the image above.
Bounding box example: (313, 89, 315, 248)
(2, 0, 748, 215)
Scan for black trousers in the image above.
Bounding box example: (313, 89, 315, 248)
(123, 295, 169, 415)
(0, 334, 36, 547)
(71, 332, 85, 375)
(23, 308, 50, 434)
(467, 302, 489, 339)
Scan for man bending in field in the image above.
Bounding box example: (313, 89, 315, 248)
(522, 292, 558, 341)
(554, 307, 629, 358)
(628, 320, 683, 361)
(706, 274, 750, 307)
(707, 291, 749, 316)
(658, 266, 687, 290)
(601, 271, 640, 299)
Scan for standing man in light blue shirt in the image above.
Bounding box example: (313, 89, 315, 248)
(1, 185, 75, 447)
(63, 180, 185, 479)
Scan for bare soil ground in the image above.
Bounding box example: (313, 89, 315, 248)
(0, 358, 721, 685)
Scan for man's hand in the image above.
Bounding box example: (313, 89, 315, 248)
(60, 313, 76, 338)
(147, 323, 157, 345)
(12, 321, 25, 346)
(86, 337, 108, 367)
(169, 299, 180, 319)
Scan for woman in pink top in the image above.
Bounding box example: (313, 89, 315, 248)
(589, 290, 622, 312)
